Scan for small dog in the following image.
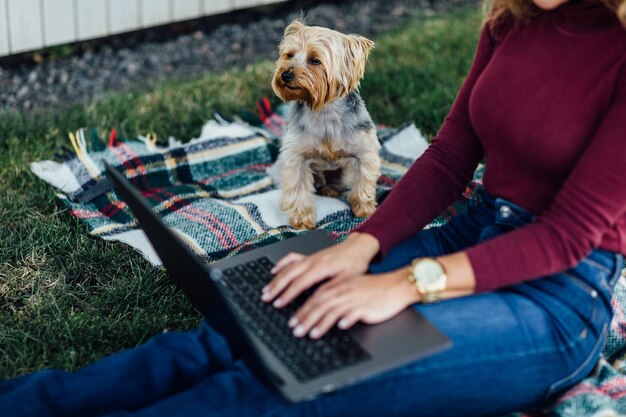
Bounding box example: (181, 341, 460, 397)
(271, 20, 381, 230)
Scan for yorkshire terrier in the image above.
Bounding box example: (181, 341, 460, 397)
(271, 20, 381, 230)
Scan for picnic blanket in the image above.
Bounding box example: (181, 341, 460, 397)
(31, 101, 626, 417)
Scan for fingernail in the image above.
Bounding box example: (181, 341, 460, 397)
(261, 292, 270, 301)
(338, 319, 349, 329)
(310, 327, 321, 338)
(273, 298, 283, 308)
(293, 325, 305, 337)
(270, 267, 277, 274)
(261, 286, 269, 293)
(288, 317, 298, 327)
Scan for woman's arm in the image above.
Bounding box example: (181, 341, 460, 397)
(355, 24, 498, 259)
(465, 62, 626, 293)
(284, 250, 476, 339)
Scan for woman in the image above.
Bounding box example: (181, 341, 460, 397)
(2, 0, 625, 416)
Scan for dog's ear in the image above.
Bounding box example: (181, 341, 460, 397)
(284, 20, 306, 36)
(344, 35, 375, 67)
(343, 35, 375, 88)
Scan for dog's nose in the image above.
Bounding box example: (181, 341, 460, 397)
(281, 71, 294, 83)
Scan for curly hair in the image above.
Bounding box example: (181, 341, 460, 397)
(484, 0, 626, 27)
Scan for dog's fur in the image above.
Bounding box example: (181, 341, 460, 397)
(271, 20, 381, 229)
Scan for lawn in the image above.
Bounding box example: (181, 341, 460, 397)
(0, 7, 483, 378)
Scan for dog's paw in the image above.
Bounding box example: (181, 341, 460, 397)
(319, 185, 342, 198)
(289, 210, 316, 230)
(351, 200, 377, 218)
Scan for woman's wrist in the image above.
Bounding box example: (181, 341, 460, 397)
(346, 232, 381, 261)
(389, 253, 476, 306)
(392, 266, 422, 306)
(436, 252, 476, 295)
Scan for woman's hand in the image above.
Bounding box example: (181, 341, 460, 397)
(261, 232, 380, 308)
(286, 268, 418, 339)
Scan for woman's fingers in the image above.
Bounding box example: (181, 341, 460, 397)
(306, 303, 356, 339)
(281, 272, 407, 339)
(337, 309, 363, 330)
(290, 280, 344, 324)
(261, 257, 311, 303)
(290, 281, 350, 336)
(263, 238, 373, 308)
(291, 289, 349, 338)
(270, 252, 305, 274)
(263, 258, 333, 306)
(273, 263, 339, 308)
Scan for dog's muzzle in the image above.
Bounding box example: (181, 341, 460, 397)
(281, 71, 295, 83)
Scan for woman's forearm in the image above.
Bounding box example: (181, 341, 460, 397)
(350, 229, 477, 304)
(346, 231, 381, 262)
(437, 251, 476, 298)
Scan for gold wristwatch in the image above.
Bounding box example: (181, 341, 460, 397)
(408, 258, 448, 303)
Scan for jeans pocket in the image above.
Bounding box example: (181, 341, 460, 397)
(544, 323, 608, 402)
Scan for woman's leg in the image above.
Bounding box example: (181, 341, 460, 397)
(100, 360, 298, 417)
(0, 321, 235, 417)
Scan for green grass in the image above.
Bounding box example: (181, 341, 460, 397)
(0, 8, 483, 378)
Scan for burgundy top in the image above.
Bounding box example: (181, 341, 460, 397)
(357, 0, 626, 292)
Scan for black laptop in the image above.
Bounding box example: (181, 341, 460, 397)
(105, 162, 450, 402)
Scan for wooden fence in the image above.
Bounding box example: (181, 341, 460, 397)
(0, 0, 287, 57)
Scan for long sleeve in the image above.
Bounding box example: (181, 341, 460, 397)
(468, 62, 626, 292)
(356, 26, 493, 257)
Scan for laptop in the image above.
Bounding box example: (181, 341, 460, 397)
(104, 161, 451, 402)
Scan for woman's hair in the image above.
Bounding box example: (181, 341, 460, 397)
(484, 0, 626, 27)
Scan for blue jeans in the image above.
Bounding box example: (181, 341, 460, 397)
(1, 189, 623, 417)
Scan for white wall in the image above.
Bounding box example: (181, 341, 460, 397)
(0, 0, 287, 57)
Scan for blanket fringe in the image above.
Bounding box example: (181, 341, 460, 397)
(138, 133, 158, 151)
(68, 129, 101, 179)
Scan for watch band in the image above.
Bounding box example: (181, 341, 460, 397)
(420, 290, 441, 304)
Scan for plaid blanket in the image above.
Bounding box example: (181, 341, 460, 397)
(31, 101, 626, 417)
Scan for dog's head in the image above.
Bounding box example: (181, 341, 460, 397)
(272, 20, 374, 111)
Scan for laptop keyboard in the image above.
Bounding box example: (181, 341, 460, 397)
(220, 257, 371, 382)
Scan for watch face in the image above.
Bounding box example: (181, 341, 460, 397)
(415, 259, 444, 286)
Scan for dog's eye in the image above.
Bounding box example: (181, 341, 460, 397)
(286, 53, 294, 60)
(308, 58, 321, 66)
